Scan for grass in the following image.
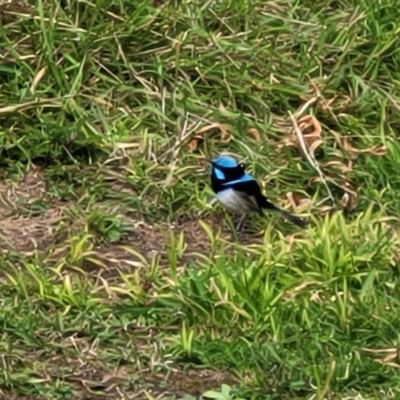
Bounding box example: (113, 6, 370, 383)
(1, 0, 400, 398)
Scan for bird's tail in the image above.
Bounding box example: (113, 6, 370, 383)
(277, 208, 307, 228)
(259, 196, 307, 228)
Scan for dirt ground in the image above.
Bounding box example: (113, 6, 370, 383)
(0, 167, 247, 399)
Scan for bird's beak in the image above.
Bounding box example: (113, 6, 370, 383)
(207, 159, 213, 165)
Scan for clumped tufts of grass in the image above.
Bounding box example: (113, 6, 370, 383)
(1, 0, 400, 398)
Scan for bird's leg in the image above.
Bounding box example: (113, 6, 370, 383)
(235, 214, 248, 232)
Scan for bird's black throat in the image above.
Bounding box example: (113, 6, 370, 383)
(210, 164, 246, 193)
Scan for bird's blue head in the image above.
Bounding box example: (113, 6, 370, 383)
(210, 155, 240, 168)
(209, 155, 248, 186)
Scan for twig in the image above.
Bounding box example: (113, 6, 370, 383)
(288, 111, 335, 205)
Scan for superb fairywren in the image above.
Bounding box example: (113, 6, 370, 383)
(209, 155, 306, 231)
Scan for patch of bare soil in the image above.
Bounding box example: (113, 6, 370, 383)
(0, 341, 236, 399)
(75, 213, 266, 285)
(1, 366, 236, 399)
(69, 364, 236, 399)
(0, 393, 37, 400)
(0, 208, 66, 252)
(0, 0, 34, 15)
(0, 167, 64, 253)
(0, 168, 261, 272)
(0, 168, 239, 399)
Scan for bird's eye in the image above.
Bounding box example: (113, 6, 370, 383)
(239, 163, 246, 169)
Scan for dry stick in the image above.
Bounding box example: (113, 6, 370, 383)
(288, 111, 335, 205)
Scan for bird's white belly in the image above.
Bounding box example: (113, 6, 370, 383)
(216, 189, 253, 214)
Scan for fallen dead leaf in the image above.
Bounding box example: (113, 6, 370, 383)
(285, 191, 311, 209)
(340, 190, 358, 212)
(286, 191, 301, 208)
(340, 138, 387, 158)
(280, 114, 323, 158)
(309, 176, 357, 197)
(247, 128, 261, 141)
(188, 123, 231, 151)
(321, 160, 353, 174)
(318, 205, 335, 215)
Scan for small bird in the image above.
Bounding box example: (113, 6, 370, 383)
(209, 155, 307, 231)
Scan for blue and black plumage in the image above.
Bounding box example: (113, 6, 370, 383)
(209, 155, 307, 231)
